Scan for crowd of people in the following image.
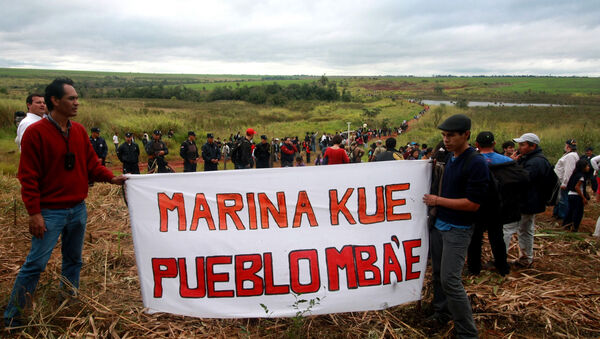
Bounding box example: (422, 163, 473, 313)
(6, 79, 600, 338)
(78, 101, 429, 173)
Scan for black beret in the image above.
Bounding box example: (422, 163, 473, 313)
(437, 114, 471, 132)
(476, 131, 494, 145)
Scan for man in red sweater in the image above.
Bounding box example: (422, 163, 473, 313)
(4, 78, 126, 328)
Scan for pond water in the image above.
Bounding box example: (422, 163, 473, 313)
(420, 100, 561, 107)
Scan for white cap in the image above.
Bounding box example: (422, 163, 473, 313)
(513, 133, 540, 145)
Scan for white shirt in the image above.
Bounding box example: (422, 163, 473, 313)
(15, 113, 44, 151)
(554, 151, 580, 186)
(113, 135, 119, 144)
(590, 154, 600, 175)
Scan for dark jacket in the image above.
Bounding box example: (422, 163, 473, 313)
(201, 141, 221, 171)
(145, 139, 168, 158)
(484, 160, 530, 225)
(180, 140, 199, 161)
(374, 148, 403, 161)
(518, 147, 552, 214)
(437, 147, 489, 226)
(238, 138, 254, 168)
(117, 141, 140, 164)
(254, 142, 271, 168)
(90, 136, 108, 159)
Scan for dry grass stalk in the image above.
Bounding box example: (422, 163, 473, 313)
(0, 175, 599, 337)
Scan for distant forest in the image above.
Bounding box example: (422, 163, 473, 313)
(25, 75, 352, 106)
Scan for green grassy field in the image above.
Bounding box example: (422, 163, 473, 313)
(347, 76, 600, 105)
(3, 68, 599, 102)
(1, 68, 599, 174)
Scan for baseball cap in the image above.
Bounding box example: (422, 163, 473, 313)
(91, 127, 100, 133)
(153, 129, 161, 135)
(207, 133, 214, 138)
(260, 135, 267, 140)
(513, 133, 540, 145)
(246, 128, 256, 135)
(437, 114, 471, 132)
(188, 131, 196, 136)
(476, 131, 495, 145)
(125, 132, 132, 137)
(565, 139, 577, 149)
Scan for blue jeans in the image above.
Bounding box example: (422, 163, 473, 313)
(553, 189, 569, 219)
(4, 202, 87, 321)
(430, 226, 478, 338)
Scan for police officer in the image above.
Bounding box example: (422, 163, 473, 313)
(201, 133, 221, 171)
(146, 130, 169, 173)
(89, 127, 108, 166)
(117, 132, 140, 174)
(180, 131, 199, 172)
(254, 135, 271, 168)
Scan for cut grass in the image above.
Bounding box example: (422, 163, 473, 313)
(0, 177, 598, 337)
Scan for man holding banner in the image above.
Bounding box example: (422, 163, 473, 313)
(4, 78, 127, 328)
(423, 114, 488, 339)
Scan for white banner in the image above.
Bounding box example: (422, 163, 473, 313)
(125, 160, 431, 318)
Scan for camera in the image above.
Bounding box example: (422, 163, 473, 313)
(64, 152, 75, 170)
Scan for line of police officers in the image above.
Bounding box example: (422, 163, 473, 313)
(92, 128, 230, 174)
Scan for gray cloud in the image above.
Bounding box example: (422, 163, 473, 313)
(1, 0, 599, 75)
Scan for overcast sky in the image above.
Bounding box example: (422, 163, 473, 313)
(1, 0, 599, 76)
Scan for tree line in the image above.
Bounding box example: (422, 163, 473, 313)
(25, 77, 353, 106)
(101, 79, 351, 105)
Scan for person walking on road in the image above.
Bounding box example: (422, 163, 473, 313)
(112, 132, 119, 152)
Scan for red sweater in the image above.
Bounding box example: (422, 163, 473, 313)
(324, 147, 350, 165)
(18, 118, 115, 215)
